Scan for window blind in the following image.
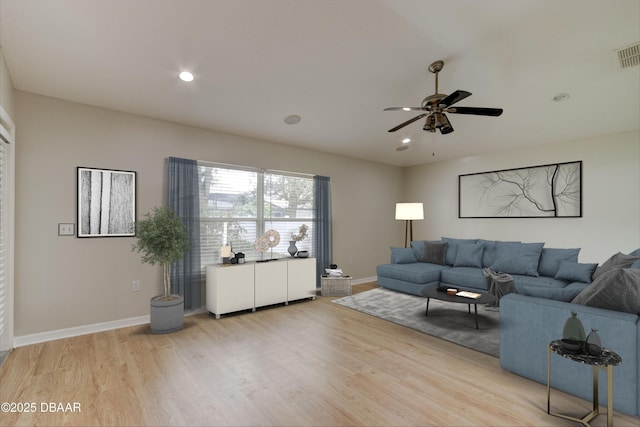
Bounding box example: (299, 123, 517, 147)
(197, 162, 315, 268)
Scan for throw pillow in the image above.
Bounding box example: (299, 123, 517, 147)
(554, 260, 598, 283)
(571, 268, 640, 314)
(442, 237, 478, 266)
(491, 242, 545, 277)
(421, 242, 448, 265)
(390, 247, 417, 264)
(479, 239, 521, 267)
(453, 243, 484, 268)
(537, 248, 581, 277)
(630, 248, 640, 269)
(592, 252, 640, 280)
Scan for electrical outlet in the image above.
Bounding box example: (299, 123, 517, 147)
(58, 223, 75, 236)
(132, 280, 140, 292)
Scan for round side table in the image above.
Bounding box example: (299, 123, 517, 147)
(547, 339, 622, 427)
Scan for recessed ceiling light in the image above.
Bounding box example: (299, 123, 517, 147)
(553, 93, 570, 102)
(402, 107, 411, 111)
(402, 138, 411, 144)
(179, 71, 194, 82)
(284, 114, 302, 125)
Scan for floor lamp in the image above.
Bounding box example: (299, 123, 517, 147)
(395, 203, 424, 248)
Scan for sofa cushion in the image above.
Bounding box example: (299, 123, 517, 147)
(491, 242, 545, 277)
(479, 239, 520, 267)
(538, 248, 581, 277)
(554, 261, 597, 283)
(453, 243, 484, 268)
(376, 262, 449, 284)
(572, 268, 640, 314)
(592, 252, 640, 280)
(390, 247, 417, 264)
(440, 267, 488, 291)
(410, 240, 440, 262)
(421, 241, 448, 265)
(442, 237, 478, 265)
(515, 279, 588, 302)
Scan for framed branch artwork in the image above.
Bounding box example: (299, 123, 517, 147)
(77, 167, 137, 237)
(459, 161, 582, 218)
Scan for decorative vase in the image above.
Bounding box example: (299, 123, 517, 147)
(562, 311, 586, 341)
(288, 241, 298, 257)
(586, 328, 603, 355)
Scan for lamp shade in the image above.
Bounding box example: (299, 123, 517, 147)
(221, 245, 232, 258)
(395, 203, 424, 220)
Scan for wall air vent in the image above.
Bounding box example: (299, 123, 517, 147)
(616, 42, 640, 69)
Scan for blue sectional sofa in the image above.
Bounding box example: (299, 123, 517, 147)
(376, 238, 640, 416)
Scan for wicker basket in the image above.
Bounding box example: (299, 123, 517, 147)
(321, 276, 352, 297)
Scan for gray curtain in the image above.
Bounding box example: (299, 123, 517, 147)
(314, 176, 332, 288)
(168, 157, 201, 310)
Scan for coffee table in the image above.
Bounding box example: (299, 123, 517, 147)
(421, 287, 497, 330)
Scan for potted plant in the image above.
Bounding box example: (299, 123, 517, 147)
(132, 206, 190, 334)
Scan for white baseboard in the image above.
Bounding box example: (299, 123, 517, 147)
(352, 276, 377, 286)
(13, 307, 207, 348)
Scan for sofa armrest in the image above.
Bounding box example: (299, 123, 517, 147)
(500, 293, 639, 416)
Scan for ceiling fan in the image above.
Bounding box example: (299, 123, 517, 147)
(384, 60, 503, 135)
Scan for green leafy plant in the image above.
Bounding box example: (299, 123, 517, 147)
(132, 206, 190, 300)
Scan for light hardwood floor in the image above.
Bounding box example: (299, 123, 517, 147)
(1, 283, 638, 426)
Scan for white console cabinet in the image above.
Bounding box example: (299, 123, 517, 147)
(206, 258, 316, 319)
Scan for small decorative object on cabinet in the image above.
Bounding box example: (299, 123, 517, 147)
(288, 241, 298, 257)
(289, 224, 308, 257)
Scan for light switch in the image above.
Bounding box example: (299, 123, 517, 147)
(58, 223, 75, 236)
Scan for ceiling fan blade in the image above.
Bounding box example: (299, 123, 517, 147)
(388, 114, 427, 132)
(447, 106, 503, 116)
(438, 90, 472, 108)
(384, 107, 425, 111)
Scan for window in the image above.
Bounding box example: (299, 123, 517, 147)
(197, 162, 315, 269)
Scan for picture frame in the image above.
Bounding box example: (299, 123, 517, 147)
(458, 161, 582, 218)
(77, 167, 137, 237)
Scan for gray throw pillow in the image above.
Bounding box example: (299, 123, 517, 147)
(453, 243, 484, 268)
(571, 268, 640, 314)
(592, 252, 640, 280)
(421, 242, 448, 265)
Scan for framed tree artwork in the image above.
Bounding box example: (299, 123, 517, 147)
(459, 161, 582, 218)
(77, 167, 137, 237)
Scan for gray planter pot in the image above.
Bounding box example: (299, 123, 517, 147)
(150, 294, 184, 334)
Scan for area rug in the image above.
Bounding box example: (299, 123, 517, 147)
(332, 287, 500, 357)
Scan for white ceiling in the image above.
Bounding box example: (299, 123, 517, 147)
(1, 0, 639, 167)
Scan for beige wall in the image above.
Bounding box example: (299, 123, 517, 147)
(14, 91, 404, 336)
(14, 88, 640, 338)
(405, 130, 640, 263)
